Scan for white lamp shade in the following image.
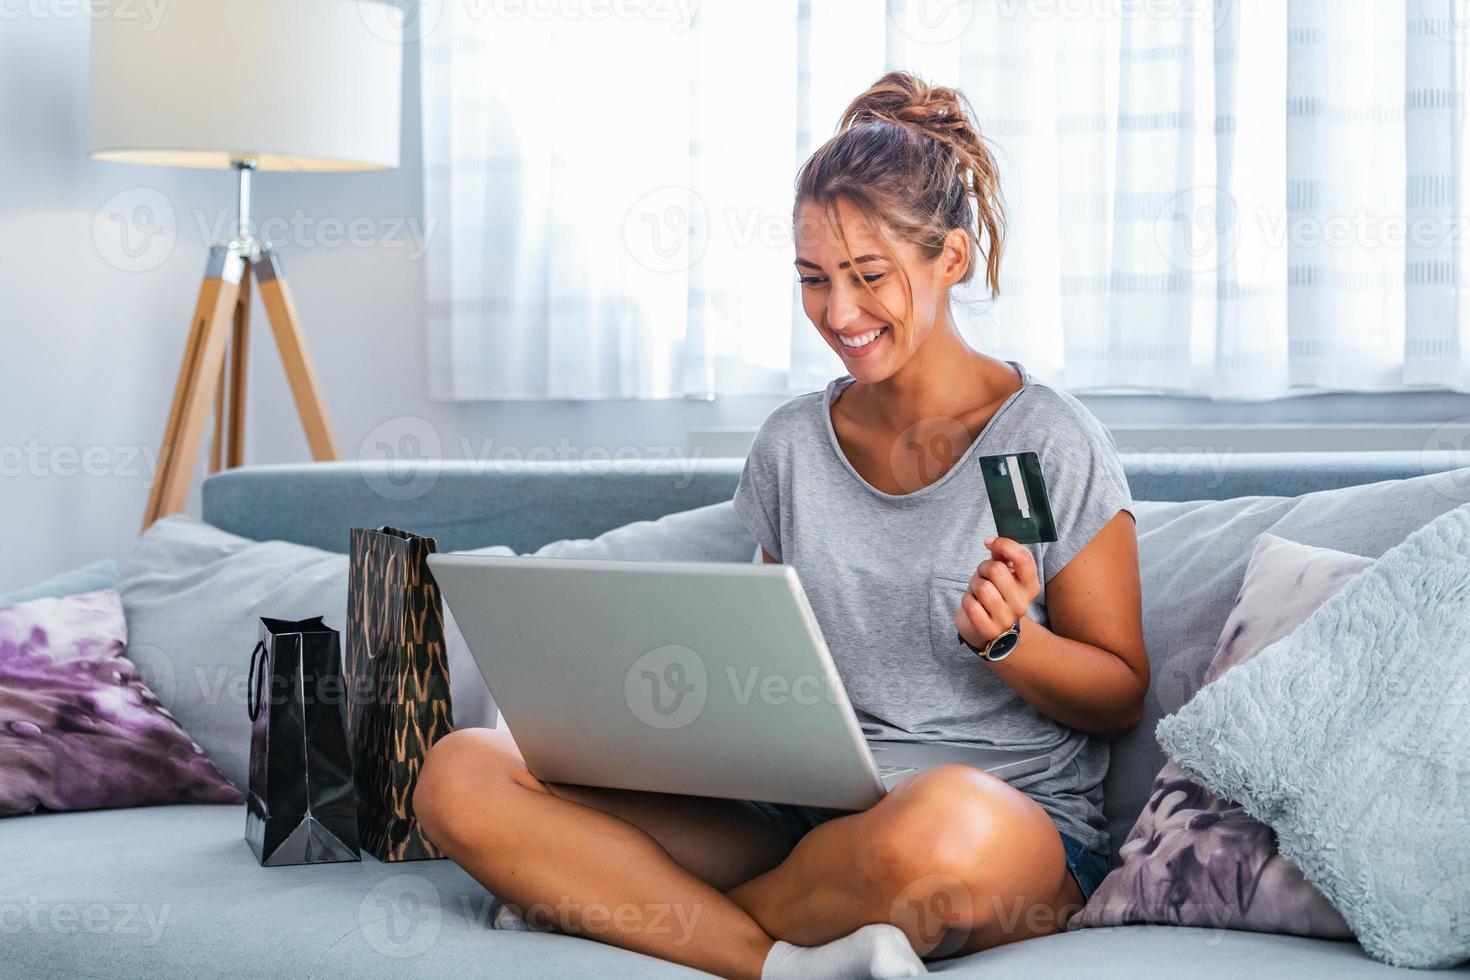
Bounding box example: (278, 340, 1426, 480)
(88, 0, 404, 172)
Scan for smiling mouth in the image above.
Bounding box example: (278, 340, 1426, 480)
(834, 326, 889, 356)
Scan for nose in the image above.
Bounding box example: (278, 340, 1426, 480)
(825, 281, 864, 333)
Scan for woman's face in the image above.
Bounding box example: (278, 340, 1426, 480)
(793, 196, 960, 384)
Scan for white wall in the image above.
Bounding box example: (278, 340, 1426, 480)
(5, 11, 1470, 594)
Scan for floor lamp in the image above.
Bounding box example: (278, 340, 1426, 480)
(86, 0, 405, 529)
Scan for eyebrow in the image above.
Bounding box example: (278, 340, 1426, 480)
(794, 254, 887, 270)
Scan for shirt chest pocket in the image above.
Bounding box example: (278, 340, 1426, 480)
(924, 571, 1021, 725)
(928, 572, 979, 664)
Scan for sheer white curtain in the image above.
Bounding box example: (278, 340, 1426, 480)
(422, 0, 1470, 401)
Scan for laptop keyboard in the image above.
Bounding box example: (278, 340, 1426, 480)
(877, 764, 919, 778)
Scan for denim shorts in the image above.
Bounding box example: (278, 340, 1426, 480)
(748, 800, 1111, 903)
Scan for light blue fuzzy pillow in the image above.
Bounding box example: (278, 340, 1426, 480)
(1155, 504, 1470, 968)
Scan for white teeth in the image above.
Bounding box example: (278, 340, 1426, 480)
(839, 327, 884, 348)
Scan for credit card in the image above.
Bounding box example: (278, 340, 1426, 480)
(978, 451, 1057, 545)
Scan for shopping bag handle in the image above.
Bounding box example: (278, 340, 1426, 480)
(247, 640, 267, 722)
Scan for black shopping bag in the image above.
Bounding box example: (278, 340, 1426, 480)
(345, 527, 455, 862)
(244, 616, 361, 867)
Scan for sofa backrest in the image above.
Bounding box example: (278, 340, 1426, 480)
(201, 451, 1465, 555)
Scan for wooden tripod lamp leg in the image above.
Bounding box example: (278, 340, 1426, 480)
(254, 247, 340, 461)
(210, 354, 225, 474)
(227, 269, 251, 468)
(141, 245, 246, 530)
(209, 269, 252, 474)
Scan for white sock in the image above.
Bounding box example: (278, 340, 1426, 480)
(761, 923, 928, 980)
(491, 900, 555, 933)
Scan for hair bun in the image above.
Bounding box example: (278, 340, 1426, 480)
(839, 70, 974, 146)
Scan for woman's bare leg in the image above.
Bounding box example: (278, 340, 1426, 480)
(415, 732, 1075, 971)
(413, 728, 793, 980)
(725, 764, 1084, 957)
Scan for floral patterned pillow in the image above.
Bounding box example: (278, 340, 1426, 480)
(1070, 533, 1366, 938)
(0, 588, 242, 816)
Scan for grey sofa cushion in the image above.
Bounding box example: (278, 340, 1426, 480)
(528, 500, 755, 563)
(1114, 470, 1470, 866)
(0, 803, 1434, 980)
(118, 517, 352, 791)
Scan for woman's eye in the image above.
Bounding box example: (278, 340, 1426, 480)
(861, 274, 884, 284)
(798, 276, 826, 287)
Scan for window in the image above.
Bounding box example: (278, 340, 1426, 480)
(422, 0, 1470, 401)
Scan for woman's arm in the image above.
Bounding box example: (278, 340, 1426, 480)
(955, 510, 1149, 740)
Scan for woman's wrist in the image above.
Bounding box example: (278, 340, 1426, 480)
(958, 617, 1022, 661)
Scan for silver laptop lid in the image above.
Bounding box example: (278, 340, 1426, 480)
(428, 554, 888, 810)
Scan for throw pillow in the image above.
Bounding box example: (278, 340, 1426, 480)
(1155, 504, 1470, 969)
(0, 588, 242, 816)
(1073, 534, 1364, 937)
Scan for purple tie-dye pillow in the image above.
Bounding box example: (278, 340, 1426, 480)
(0, 588, 242, 816)
(1071, 533, 1367, 939)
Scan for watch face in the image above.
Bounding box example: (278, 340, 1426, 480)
(986, 630, 1020, 661)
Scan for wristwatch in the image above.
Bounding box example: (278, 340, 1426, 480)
(957, 618, 1022, 662)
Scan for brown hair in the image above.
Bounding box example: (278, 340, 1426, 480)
(794, 70, 1006, 337)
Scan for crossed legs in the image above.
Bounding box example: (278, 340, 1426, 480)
(413, 728, 1084, 979)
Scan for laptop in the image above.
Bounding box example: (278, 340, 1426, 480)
(427, 554, 1050, 811)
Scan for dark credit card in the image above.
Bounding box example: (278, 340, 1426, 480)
(978, 451, 1057, 545)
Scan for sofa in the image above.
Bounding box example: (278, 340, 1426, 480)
(5, 451, 1469, 979)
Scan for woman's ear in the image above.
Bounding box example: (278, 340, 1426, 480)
(940, 227, 972, 286)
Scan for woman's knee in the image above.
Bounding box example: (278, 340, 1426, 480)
(860, 764, 1052, 892)
(854, 766, 1072, 952)
(413, 728, 531, 847)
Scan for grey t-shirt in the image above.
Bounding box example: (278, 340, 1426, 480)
(732, 360, 1133, 854)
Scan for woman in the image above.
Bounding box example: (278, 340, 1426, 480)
(414, 71, 1149, 979)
